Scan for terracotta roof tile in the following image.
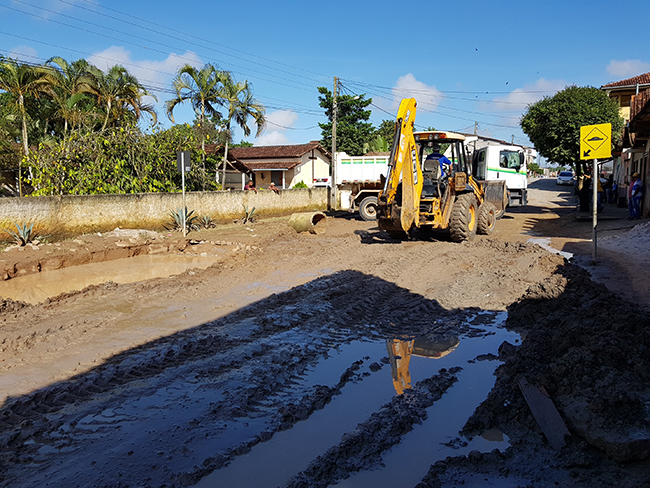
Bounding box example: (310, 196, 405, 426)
(601, 73, 650, 88)
(230, 142, 328, 160)
(242, 161, 301, 171)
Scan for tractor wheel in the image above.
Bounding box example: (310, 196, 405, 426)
(359, 196, 379, 221)
(477, 202, 496, 235)
(449, 193, 478, 242)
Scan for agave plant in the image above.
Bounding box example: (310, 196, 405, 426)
(198, 213, 217, 229)
(3, 222, 38, 246)
(165, 207, 200, 232)
(242, 204, 256, 224)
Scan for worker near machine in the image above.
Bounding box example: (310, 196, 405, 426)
(425, 144, 452, 178)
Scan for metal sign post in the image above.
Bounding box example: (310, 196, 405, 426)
(592, 159, 598, 262)
(580, 123, 611, 264)
(177, 151, 191, 237)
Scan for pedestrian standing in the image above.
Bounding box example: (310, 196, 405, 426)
(629, 172, 643, 219)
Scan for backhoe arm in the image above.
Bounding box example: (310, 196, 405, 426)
(378, 98, 423, 233)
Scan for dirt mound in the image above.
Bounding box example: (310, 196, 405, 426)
(431, 262, 650, 487)
(0, 297, 28, 313)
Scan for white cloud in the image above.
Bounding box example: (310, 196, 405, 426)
(7, 45, 39, 62)
(266, 110, 299, 128)
(254, 110, 298, 146)
(88, 46, 202, 86)
(606, 59, 650, 78)
(255, 131, 289, 146)
(391, 74, 443, 112)
(481, 78, 566, 130)
(490, 78, 566, 112)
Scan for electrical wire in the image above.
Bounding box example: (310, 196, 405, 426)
(0, 3, 319, 94)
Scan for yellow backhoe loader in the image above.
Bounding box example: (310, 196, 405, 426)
(377, 98, 506, 241)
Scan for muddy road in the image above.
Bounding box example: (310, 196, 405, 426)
(1, 179, 649, 487)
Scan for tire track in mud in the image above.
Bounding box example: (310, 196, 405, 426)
(0, 269, 477, 488)
(284, 368, 462, 488)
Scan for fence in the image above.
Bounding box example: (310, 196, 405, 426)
(0, 188, 328, 236)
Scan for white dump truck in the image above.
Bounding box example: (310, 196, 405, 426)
(335, 152, 389, 221)
(471, 144, 536, 206)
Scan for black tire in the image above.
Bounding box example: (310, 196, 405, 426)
(449, 193, 478, 242)
(359, 196, 379, 221)
(477, 201, 496, 235)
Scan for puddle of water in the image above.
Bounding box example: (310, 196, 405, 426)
(195, 315, 519, 488)
(0, 254, 223, 304)
(336, 320, 517, 488)
(194, 340, 394, 488)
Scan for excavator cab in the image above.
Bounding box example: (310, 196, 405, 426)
(377, 98, 504, 241)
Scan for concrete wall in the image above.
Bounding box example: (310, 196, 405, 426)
(0, 188, 328, 235)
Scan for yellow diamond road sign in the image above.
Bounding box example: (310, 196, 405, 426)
(580, 123, 611, 160)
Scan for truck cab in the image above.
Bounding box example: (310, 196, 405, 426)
(472, 145, 533, 206)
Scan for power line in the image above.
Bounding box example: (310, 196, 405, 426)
(65, 0, 331, 82)
(1, 3, 319, 94)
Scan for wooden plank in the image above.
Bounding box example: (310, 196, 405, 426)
(518, 377, 570, 450)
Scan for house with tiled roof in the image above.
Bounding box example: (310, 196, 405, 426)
(228, 141, 331, 190)
(601, 73, 650, 124)
(601, 73, 650, 215)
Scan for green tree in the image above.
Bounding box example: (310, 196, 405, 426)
(0, 57, 51, 195)
(374, 119, 396, 146)
(40, 57, 96, 137)
(217, 71, 265, 188)
(363, 135, 390, 154)
(318, 87, 374, 156)
(88, 64, 157, 132)
(166, 63, 224, 188)
(521, 86, 623, 174)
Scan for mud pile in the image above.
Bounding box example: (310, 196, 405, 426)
(422, 261, 650, 487)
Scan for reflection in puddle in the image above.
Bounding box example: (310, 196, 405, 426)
(196, 314, 518, 488)
(0, 254, 224, 304)
(388, 335, 459, 395)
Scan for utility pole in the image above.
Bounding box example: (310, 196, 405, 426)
(330, 76, 338, 211)
(474, 121, 478, 135)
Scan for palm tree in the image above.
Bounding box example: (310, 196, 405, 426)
(0, 57, 51, 196)
(88, 65, 157, 131)
(39, 57, 96, 136)
(217, 71, 266, 187)
(363, 135, 390, 154)
(166, 64, 223, 188)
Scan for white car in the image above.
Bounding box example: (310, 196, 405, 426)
(556, 171, 574, 185)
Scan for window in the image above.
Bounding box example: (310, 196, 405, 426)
(474, 150, 486, 180)
(499, 150, 521, 170)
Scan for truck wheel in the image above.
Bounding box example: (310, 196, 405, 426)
(359, 196, 379, 221)
(477, 202, 496, 235)
(449, 193, 478, 242)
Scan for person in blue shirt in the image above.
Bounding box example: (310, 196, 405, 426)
(424, 144, 452, 178)
(629, 172, 643, 219)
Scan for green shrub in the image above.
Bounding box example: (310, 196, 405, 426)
(292, 181, 308, 188)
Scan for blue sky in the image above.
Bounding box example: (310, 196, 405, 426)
(2, 0, 650, 148)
